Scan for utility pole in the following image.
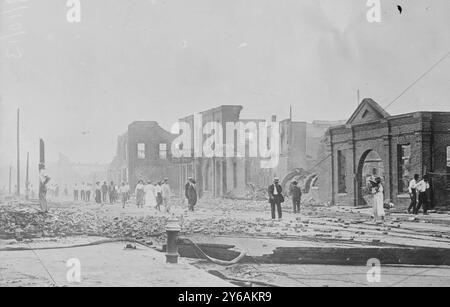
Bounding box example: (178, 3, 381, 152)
(40, 139, 45, 167)
(9, 166, 12, 195)
(26, 152, 29, 200)
(16, 108, 20, 197)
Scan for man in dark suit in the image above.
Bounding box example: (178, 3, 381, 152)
(268, 177, 284, 220)
(186, 178, 198, 212)
(289, 180, 302, 214)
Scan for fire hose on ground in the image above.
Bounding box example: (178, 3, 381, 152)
(0, 237, 248, 266)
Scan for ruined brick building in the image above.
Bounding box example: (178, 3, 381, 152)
(108, 121, 179, 193)
(108, 106, 341, 199)
(317, 98, 450, 208)
(174, 105, 339, 198)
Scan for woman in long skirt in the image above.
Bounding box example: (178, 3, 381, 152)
(135, 180, 145, 208)
(144, 181, 157, 208)
(95, 182, 102, 204)
(371, 177, 385, 223)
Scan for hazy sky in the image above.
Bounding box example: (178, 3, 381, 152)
(1, 0, 449, 172)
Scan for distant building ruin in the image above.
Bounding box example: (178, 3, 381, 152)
(108, 106, 341, 199)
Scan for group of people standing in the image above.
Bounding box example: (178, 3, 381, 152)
(408, 174, 431, 215)
(267, 177, 303, 221)
(73, 181, 130, 205)
(135, 179, 172, 212)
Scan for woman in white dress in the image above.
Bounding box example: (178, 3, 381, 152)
(135, 180, 145, 208)
(371, 177, 385, 223)
(144, 181, 157, 208)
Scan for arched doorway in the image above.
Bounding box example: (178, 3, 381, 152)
(357, 150, 385, 206)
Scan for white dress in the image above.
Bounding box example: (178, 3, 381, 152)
(373, 185, 385, 218)
(144, 184, 157, 207)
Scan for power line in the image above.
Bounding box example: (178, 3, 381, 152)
(384, 51, 450, 110)
(307, 153, 332, 173)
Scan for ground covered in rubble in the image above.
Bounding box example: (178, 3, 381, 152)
(1, 197, 449, 248)
(1, 197, 450, 286)
(0, 197, 358, 242)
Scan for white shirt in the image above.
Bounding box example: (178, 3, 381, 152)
(408, 179, 418, 194)
(416, 180, 429, 193)
(273, 184, 278, 195)
(155, 185, 162, 194)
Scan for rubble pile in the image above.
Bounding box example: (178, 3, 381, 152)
(0, 205, 168, 240)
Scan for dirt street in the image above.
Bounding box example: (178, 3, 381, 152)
(1, 197, 449, 286)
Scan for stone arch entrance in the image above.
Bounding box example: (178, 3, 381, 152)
(356, 149, 385, 206)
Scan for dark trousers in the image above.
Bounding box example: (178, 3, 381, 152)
(415, 192, 429, 214)
(188, 197, 197, 211)
(408, 190, 417, 213)
(102, 192, 107, 203)
(270, 201, 282, 219)
(86, 191, 91, 202)
(74, 191, 78, 201)
(292, 197, 301, 213)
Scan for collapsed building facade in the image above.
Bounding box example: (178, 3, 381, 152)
(174, 105, 340, 198)
(108, 106, 339, 199)
(317, 99, 450, 208)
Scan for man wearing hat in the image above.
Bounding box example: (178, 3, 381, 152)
(289, 180, 302, 214)
(186, 178, 198, 212)
(268, 177, 284, 220)
(185, 177, 192, 205)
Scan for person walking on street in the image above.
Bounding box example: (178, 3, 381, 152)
(80, 182, 86, 202)
(39, 165, 50, 213)
(415, 175, 431, 215)
(408, 174, 420, 214)
(184, 177, 192, 206)
(289, 180, 302, 214)
(144, 181, 157, 208)
(86, 183, 91, 202)
(268, 177, 284, 220)
(95, 182, 102, 204)
(73, 183, 79, 201)
(125, 182, 130, 202)
(135, 180, 145, 208)
(109, 181, 116, 204)
(119, 182, 128, 208)
(186, 178, 198, 212)
(101, 181, 108, 203)
(162, 178, 171, 213)
(370, 177, 385, 224)
(155, 181, 163, 211)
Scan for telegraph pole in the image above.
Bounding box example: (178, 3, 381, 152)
(16, 108, 20, 197)
(9, 166, 12, 195)
(26, 152, 29, 200)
